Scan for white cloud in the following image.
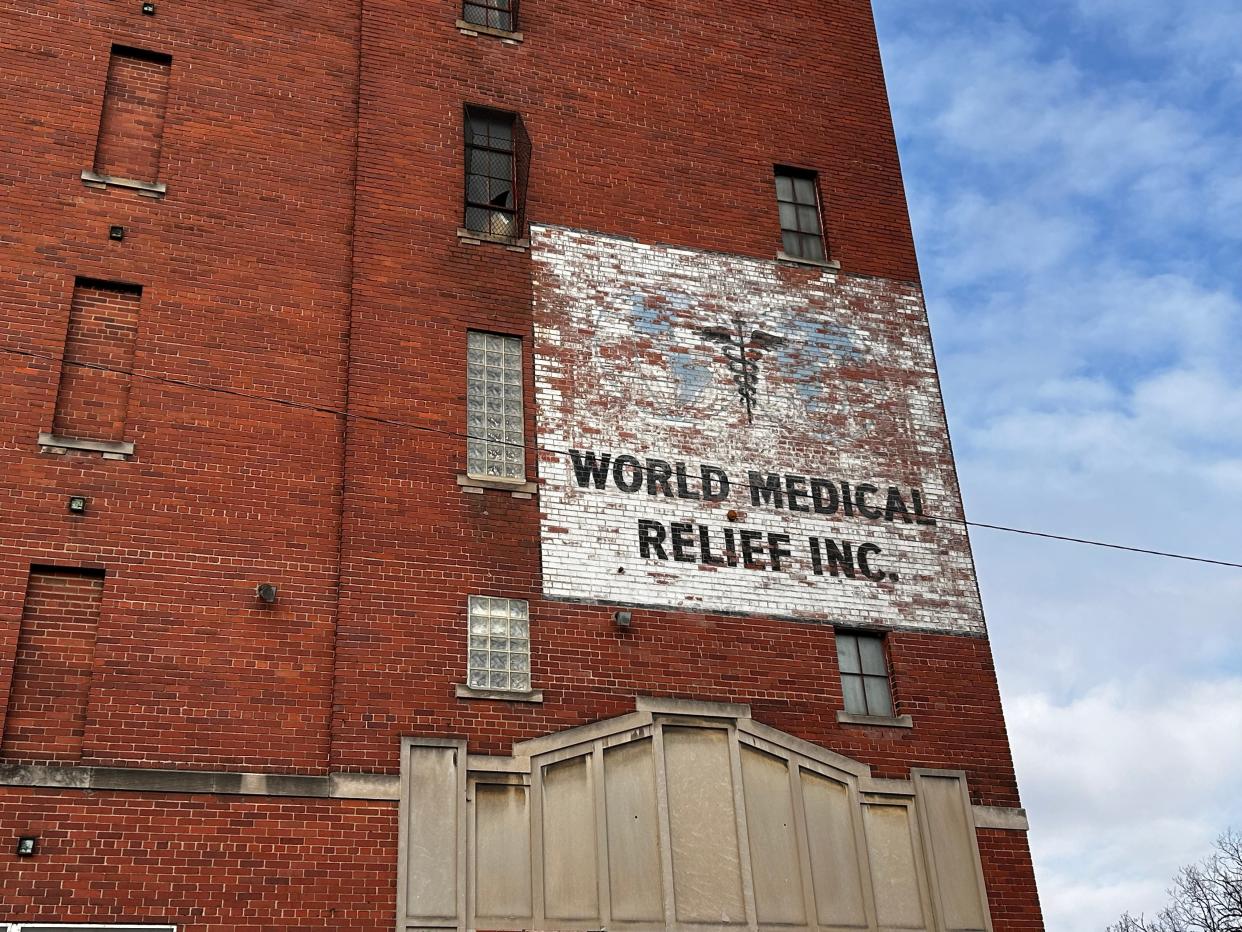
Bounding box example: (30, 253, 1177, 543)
(874, 5, 1242, 931)
(1011, 681, 1242, 931)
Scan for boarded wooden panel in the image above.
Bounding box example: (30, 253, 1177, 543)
(663, 727, 746, 924)
(405, 745, 460, 920)
(801, 770, 868, 929)
(919, 776, 989, 932)
(475, 783, 532, 923)
(542, 755, 600, 921)
(604, 738, 665, 923)
(740, 746, 806, 926)
(863, 803, 927, 931)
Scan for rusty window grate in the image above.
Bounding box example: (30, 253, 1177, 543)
(463, 0, 517, 32)
(464, 106, 529, 239)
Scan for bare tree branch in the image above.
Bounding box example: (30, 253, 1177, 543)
(1107, 831, 1242, 932)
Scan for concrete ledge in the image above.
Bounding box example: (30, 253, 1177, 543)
(972, 805, 1030, 832)
(330, 772, 401, 801)
(637, 696, 752, 719)
(38, 432, 135, 459)
(456, 684, 544, 703)
(0, 763, 91, 789)
(837, 710, 914, 729)
(81, 168, 167, 197)
(456, 18, 523, 42)
(457, 474, 538, 496)
(457, 227, 529, 251)
(776, 251, 841, 270)
(0, 763, 400, 801)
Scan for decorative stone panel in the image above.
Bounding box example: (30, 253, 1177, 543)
(397, 698, 993, 932)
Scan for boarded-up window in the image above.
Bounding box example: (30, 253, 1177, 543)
(52, 278, 142, 442)
(1, 566, 105, 762)
(93, 45, 172, 183)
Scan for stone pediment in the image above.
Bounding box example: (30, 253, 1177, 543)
(397, 698, 993, 932)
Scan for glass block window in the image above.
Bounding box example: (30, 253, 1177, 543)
(466, 331, 525, 480)
(467, 596, 531, 692)
(463, 0, 516, 32)
(465, 107, 517, 238)
(775, 166, 827, 262)
(835, 631, 894, 717)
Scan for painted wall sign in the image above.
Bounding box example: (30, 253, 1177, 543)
(531, 226, 985, 635)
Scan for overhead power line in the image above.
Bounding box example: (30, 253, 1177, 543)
(3, 341, 1239, 571)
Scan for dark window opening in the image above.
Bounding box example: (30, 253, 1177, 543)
(835, 631, 894, 717)
(463, 0, 517, 32)
(464, 106, 529, 239)
(774, 166, 827, 262)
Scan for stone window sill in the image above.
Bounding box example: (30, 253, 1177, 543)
(456, 19, 524, 43)
(777, 251, 840, 271)
(458, 474, 537, 498)
(38, 432, 135, 460)
(456, 684, 544, 704)
(836, 710, 913, 729)
(81, 169, 166, 198)
(457, 227, 530, 252)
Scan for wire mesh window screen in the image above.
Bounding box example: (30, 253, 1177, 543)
(774, 165, 827, 261)
(465, 107, 519, 238)
(463, 0, 517, 32)
(466, 331, 525, 480)
(467, 596, 531, 692)
(835, 631, 895, 717)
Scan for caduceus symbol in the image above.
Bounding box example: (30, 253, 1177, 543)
(701, 317, 785, 424)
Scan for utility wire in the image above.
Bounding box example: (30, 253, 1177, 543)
(4, 341, 1240, 571)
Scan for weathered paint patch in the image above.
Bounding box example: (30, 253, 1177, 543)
(532, 225, 984, 636)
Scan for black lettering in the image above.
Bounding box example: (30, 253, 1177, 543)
(723, 527, 739, 567)
(857, 543, 885, 581)
(811, 479, 839, 515)
(749, 471, 785, 509)
(674, 462, 701, 500)
(671, 523, 697, 563)
(810, 537, 824, 575)
(613, 455, 644, 493)
(570, 450, 611, 489)
(785, 475, 810, 513)
(768, 533, 793, 572)
(885, 487, 912, 523)
(840, 482, 855, 517)
(638, 520, 667, 559)
(699, 525, 726, 566)
(911, 489, 937, 526)
(822, 539, 856, 578)
(740, 529, 766, 568)
(854, 483, 882, 520)
(702, 465, 731, 502)
(647, 459, 674, 497)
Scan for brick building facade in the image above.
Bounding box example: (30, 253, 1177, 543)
(0, 1, 1043, 929)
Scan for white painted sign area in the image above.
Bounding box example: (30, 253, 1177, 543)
(531, 226, 985, 636)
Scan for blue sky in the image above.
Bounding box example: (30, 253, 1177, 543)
(872, 2, 1242, 929)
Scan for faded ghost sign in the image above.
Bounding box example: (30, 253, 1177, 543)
(531, 226, 986, 636)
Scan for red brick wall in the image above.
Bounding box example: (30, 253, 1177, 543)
(0, 0, 358, 773)
(93, 46, 172, 183)
(0, 788, 396, 930)
(0, 0, 1042, 926)
(979, 828, 1047, 932)
(1, 567, 104, 762)
(51, 279, 141, 442)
